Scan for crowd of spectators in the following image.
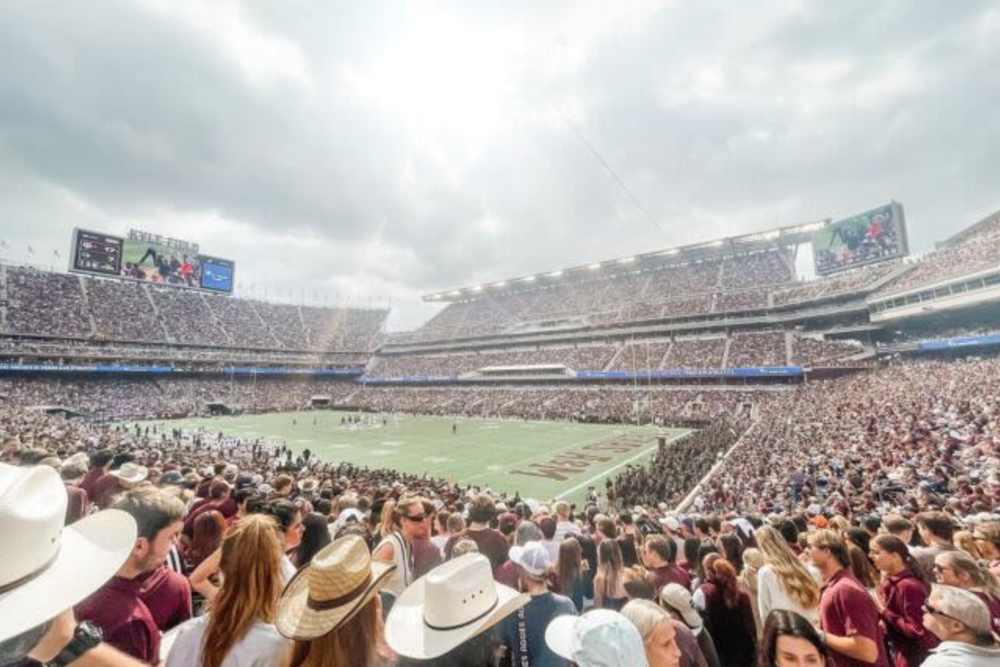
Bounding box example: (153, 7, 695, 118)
(396, 250, 796, 343)
(695, 356, 1000, 519)
(726, 332, 788, 368)
(772, 262, 899, 306)
(876, 224, 1000, 297)
(1, 263, 387, 353)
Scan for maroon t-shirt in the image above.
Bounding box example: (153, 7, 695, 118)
(973, 591, 1000, 637)
(820, 569, 889, 667)
(79, 467, 105, 499)
(444, 528, 510, 573)
(90, 474, 124, 510)
(411, 537, 443, 579)
(648, 563, 691, 595)
(137, 565, 192, 632)
(65, 484, 89, 525)
(878, 570, 937, 667)
(76, 576, 160, 664)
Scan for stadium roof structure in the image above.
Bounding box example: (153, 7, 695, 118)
(423, 217, 831, 303)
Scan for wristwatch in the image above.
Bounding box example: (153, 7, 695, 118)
(46, 621, 103, 667)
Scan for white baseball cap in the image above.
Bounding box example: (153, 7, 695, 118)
(546, 609, 650, 667)
(508, 541, 551, 578)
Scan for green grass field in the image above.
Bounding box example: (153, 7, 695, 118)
(141, 411, 692, 502)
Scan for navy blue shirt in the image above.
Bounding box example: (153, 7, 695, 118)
(502, 591, 577, 667)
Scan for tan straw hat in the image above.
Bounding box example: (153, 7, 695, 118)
(276, 535, 395, 640)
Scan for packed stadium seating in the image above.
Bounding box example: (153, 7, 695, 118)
(1, 264, 387, 353)
(875, 222, 1000, 296)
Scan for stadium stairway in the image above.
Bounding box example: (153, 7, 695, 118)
(142, 284, 173, 342)
(784, 332, 794, 366)
(602, 343, 625, 371)
(77, 275, 98, 337)
(720, 336, 732, 368)
(0, 263, 6, 332)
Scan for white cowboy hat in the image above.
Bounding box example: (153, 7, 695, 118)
(0, 464, 137, 643)
(276, 535, 395, 641)
(385, 553, 529, 659)
(109, 462, 148, 486)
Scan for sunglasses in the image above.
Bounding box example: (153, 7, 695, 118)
(922, 603, 961, 624)
(403, 514, 427, 522)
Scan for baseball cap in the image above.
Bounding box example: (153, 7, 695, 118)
(546, 609, 649, 667)
(508, 541, 551, 578)
(659, 583, 703, 630)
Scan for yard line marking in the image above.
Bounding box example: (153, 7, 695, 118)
(555, 430, 691, 500)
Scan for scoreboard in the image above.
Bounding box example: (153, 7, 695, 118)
(72, 229, 123, 276)
(69, 227, 235, 295)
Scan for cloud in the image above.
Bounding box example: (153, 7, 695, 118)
(0, 1, 998, 331)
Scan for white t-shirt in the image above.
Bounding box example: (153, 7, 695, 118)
(165, 616, 289, 667)
(756, 563, 821, 626)
(281, 554, 297, 583)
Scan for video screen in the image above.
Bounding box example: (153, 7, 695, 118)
(120, 238, 202, 288)
(72, 229, 123, 276)
(199, 256, 235, 293)
(813, 203, 908, 276)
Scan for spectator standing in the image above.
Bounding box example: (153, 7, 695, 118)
(443, 495, 509, 572)
(807, 529, 888, 667)
(755, 526, 821, 627)
(594, 539, 629, 611)
(545, 609, 650, 667)
(932, 550, 1000, 636)
(913, 512, 958, 580)
(660, 583, 722, 667)
(695, 558, 756, 667)
(373, 496, 425, 614)
(166, 515, 291, 667)
(756, 609, 829, 667)
(554, 538, 587, 612)
(276, 535, 397, 667)
(621, 599, 683, 667)
(294, 512, 332, 568)
(920, 585, 1000, 666)
(503, 541, 577, 667)
(386, 553, 528, 663)
(76, 487, 185, 664)
(869, 534, 937, 667)
(740, 548, 764, 638)
(972, 522, 1000, 578)
(643, 535, 691, 596)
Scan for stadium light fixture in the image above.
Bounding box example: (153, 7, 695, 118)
(522, 275, 536, 282)
(472, 285, 483, 291)
(450, 290, 461, 296)
(709, 240, 724, 247)
(619, 256, 636, 264)
(548, 270, 563, 278)
(659, 248, 680, 256)
(494, 281, 506, 288)
(588, 263, 602, 270)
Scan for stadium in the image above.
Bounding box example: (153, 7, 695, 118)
(3, 5, 1000, 667)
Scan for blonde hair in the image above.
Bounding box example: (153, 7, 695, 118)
(954, 530, 983, 560)
(621, 599, 670, 640)
(756, 525, 820, 610)
(939, 550, 1000, 598)
(377, 499, 396, 537)
(829, 516, 850, 534)
(201, 515, 284, 667)
(285, 597, 383, 667)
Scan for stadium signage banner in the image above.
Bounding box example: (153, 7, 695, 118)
(360, 367, 803, 383)
(70, 227, 236, 295)
(0, 363, 362, 376)
(575, 366, 803, 379)
(917, 334, 1000, 351)
(812, 202, 909, 276)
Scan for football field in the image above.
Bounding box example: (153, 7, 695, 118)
(142, 411, 692, 502)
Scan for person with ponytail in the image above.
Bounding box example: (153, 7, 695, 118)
(933, 550, 1000, 636)
(869, 534, 938, 667)
(695, 556, 757, 667)
(167, 515, 291, 667)
(754, 525, 821, 626)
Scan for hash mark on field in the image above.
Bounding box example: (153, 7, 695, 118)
(425, 456, 452, 464)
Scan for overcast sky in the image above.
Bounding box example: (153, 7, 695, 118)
(1, 1, 998, 330)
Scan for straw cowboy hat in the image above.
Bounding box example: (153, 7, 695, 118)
(109, 462, 148, 487)
(385, 553, 530, 659)
(0, 464, 136, 643)
(276, 535, 395, 640)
